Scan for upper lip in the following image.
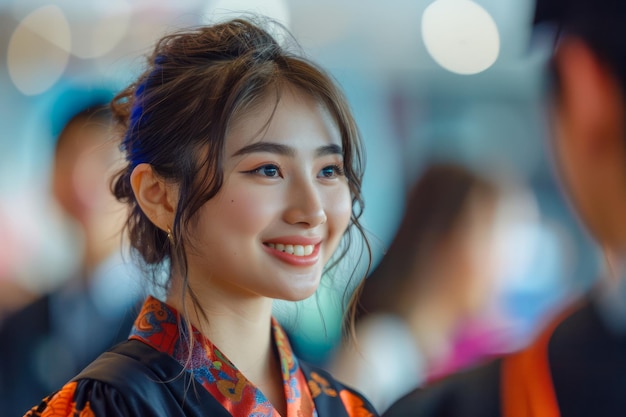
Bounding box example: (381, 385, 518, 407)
(263, 236, 322, 246)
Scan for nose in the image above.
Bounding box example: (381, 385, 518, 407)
(284, 179, 327, 228)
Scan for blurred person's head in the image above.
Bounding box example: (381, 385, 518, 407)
(535, 0, 626, 254)
(358, 163, 500, 325)
(51, 101, 123, 272)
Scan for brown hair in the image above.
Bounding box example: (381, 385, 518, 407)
(110, 18, 370, 334)
(357, 162, 497, 320)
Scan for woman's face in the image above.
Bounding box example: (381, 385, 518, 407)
(185, 87, 352, 302)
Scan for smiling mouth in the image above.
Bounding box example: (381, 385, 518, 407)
(265, 243, 314, 257)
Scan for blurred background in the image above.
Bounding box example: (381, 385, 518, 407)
(0, 0, 600, 373)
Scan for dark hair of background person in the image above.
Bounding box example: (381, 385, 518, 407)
(356, 163, 498, 321)
(109, 18, 371, 338)
(535, 1, 626, 97)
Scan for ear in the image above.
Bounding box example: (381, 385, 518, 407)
(553, 38, 624, 154)
(130, 163, 177, 232)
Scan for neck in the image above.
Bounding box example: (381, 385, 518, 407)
(400, 261, 464, 370)
(168, 280, 275, 369)
(81, 213, 123, 278)
(166, 277, 286, 414)
(82, 243, 118, 277)
(405, 292, 459, 370)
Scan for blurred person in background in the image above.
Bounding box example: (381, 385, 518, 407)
(383, 0, 626, 416)
(327, 163, 501, 414)
(0, 90, 142, 417)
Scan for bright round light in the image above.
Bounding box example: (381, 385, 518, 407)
(203, 0, 291, 30)
(422, 0, 500, 75)
(7, 5, 71, 95)
(67, 0, 132, 59)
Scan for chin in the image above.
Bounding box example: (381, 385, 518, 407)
(276, 285, 319, 302)
(272, 271, 322, 301)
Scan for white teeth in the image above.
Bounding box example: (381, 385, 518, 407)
(266, 243, 315, 257)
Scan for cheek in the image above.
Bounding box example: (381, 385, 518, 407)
(326, 184, 353, 234)
(553, 107, 584, 199)
(197, 187, 275, 243)
(554, 133, 575, 187)
(553, 122, 594, 223)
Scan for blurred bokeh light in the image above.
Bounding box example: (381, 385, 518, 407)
(8, 5, 70, 95)
(203, 0, 291, 28)
(422, 0, 500, 74)
(64, 0, 132, 59)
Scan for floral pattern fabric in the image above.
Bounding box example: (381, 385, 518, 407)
(24, 296, 377, 417)
(129, 296, 316, 417)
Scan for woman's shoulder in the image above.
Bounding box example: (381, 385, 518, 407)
(23, 340, 191, 417)
(23, 378, 133, 417)
(24, 339, 241, 417)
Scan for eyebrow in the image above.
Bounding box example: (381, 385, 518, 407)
(232, 142, 343, 158)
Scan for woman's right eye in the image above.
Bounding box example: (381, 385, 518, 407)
(250, 164, 281, 178)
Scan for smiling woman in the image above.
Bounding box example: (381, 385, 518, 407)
(23, 16, 376, 417)
(166, 87, 353, 305)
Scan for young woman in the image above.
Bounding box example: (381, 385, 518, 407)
(24, 18, 376, 417)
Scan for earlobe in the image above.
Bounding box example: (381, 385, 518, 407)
(130, 163, 176, 231)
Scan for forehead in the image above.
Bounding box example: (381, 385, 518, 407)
(224, 86, 341, 154)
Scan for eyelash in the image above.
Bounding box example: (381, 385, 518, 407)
(248, 164, 282, 178)
(245, 163, 345, 179)
(319, 164, 345, 179)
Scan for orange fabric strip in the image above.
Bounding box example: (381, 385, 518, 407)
(501, 305, 577, 417)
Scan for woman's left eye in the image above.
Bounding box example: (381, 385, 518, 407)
(318, 165, 344, 179)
